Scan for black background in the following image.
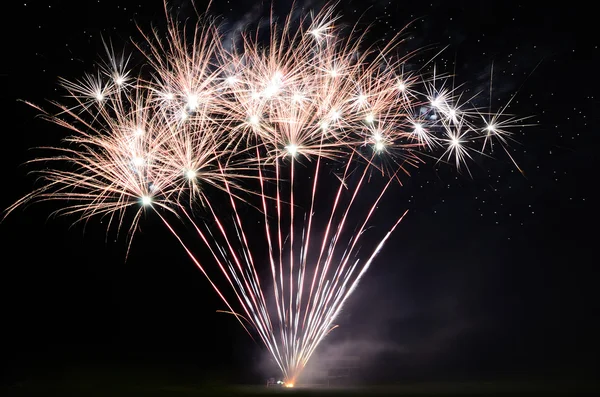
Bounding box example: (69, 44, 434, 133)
(2, 0, 598, 386)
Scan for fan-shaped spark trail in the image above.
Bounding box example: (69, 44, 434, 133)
(8, 1, 527, 386)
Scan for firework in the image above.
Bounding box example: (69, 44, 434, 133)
(6, 2, 528, 385)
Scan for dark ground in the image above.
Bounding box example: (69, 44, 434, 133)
(2, 364, 598, 397)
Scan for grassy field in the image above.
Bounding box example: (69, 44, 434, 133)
(2, 363, 598, 397)
(3, 377, 598, 397)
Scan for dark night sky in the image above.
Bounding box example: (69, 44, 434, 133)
(2, 0, 598, 386)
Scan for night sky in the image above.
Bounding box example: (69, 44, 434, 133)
(2, 0, 598, 387)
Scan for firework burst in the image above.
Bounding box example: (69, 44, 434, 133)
(6, 2, 528, 385)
